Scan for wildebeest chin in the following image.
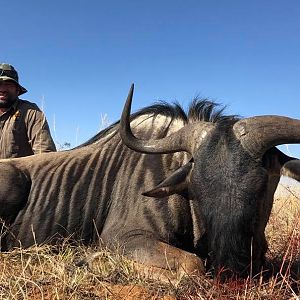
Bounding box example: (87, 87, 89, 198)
(1, 84, 300, 282)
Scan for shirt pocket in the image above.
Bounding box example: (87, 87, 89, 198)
(5, 117, 23, 157)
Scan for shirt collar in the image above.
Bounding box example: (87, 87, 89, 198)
(11, 97, 20, 112)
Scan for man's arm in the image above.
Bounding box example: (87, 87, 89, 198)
(25, 108, 57, 154)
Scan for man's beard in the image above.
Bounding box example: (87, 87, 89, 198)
(0, 93, 17, 108)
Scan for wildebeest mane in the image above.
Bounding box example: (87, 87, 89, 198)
(79, 99, 239, 147)
(188, 99, 240, 125)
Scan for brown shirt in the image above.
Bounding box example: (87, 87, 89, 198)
(0, 98, 56, 158)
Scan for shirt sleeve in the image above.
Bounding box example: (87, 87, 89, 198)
(25, 107, 57, 154)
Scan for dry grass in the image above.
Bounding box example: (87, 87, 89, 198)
(1, 180, 300, 299)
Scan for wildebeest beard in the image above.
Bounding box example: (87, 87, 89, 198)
(190, 125, 270, 279)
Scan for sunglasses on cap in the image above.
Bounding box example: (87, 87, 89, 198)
(0, 68, 18, 81)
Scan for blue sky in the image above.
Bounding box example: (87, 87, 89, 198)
(2, 1, 300, 157)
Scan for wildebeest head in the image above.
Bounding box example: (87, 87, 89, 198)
(120, 84, 300, 279)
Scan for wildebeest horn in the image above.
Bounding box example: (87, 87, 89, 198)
(142, 161, 194, 197)
(233, 116, 300, 158)
(120, 84, 214, 155)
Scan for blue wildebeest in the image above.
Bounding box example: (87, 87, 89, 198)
(0, 84, 300, 281)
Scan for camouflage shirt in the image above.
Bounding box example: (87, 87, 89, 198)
(0, 98, 56, 158)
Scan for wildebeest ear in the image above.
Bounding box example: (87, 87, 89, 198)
(142, 161, 193, 198)
(281, 159, 300, 182)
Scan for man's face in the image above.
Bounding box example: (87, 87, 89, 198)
(0, 81, 19, 108)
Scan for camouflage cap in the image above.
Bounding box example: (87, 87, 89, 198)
(0, 63, 27, 95)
